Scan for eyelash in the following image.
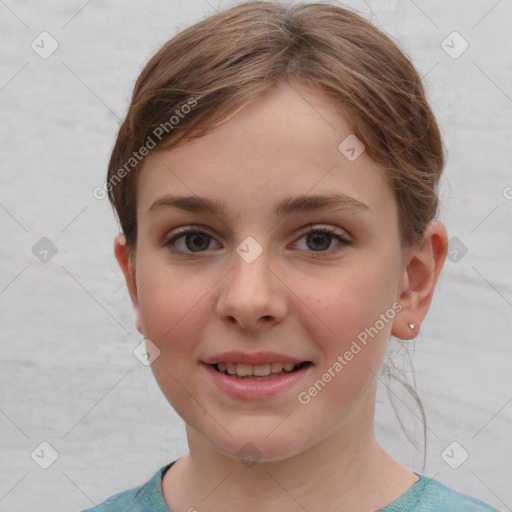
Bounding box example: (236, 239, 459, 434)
(162, 225, 352, 259)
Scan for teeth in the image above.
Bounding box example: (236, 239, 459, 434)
(217, 362, 300, 377)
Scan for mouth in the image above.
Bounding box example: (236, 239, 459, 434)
(209, 361, 312, 380)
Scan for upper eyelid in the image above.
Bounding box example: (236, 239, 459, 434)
(164, 224, 221, 243)
(165, 224, 350, 239)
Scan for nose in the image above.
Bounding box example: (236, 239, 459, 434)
(215, 247, 289, 331)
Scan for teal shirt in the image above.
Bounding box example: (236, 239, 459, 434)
(81, 461, 499, 512)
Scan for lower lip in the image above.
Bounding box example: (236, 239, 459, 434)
(202, 363, 313, 399)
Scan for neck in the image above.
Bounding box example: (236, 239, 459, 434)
(162, 402, 417, 512)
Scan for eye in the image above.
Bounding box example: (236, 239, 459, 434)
(163, 226, 220, 258)
(292, 225, 351, 257)
(162, 224, 351, 259)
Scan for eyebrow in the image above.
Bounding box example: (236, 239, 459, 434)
(147, 193, 371, 217)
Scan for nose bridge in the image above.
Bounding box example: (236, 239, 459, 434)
(233, 244, 269, 291)
(216, 238, 287, 329)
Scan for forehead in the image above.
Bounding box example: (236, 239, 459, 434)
(136, 84, 396, 224)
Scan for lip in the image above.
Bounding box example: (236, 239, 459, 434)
(202, 361, 314, 399)
(202, 351, 309, 365)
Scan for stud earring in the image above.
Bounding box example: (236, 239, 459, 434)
(408, 322, 416, 330)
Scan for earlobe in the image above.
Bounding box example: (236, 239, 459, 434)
(392, 221, 448, 340)
(114, 234, 143, 335)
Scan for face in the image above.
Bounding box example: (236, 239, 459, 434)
(121, 84, 411, 463)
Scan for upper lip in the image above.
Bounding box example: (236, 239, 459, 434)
(202, 351, 310, 365)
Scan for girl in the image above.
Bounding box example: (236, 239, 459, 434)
(84, 2, 499, 510)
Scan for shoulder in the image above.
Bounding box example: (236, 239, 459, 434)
(80, 464, 172, 512)
(416, 475, 499, 511)
(381, 474, 500, 511)
(80, 485, 142, 512)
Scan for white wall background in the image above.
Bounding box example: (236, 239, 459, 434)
(0, 0, 511, 510)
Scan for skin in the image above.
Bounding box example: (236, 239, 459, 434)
(115, 83, 448, 512)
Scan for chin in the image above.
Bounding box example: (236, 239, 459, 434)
(208, 429, 309, 466)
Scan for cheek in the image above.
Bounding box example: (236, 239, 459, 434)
(307, 260, 397, 346)
(135, 263, 214, 414)
(136, 260, 212, 352)
(296, 266, 395, 421)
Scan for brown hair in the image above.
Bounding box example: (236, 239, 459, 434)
(106, 0, 444, 256)
(105, 1, 442, 467)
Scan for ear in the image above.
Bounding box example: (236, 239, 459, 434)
(114, 234, 143, 335)
(392, 220, 448, 340)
